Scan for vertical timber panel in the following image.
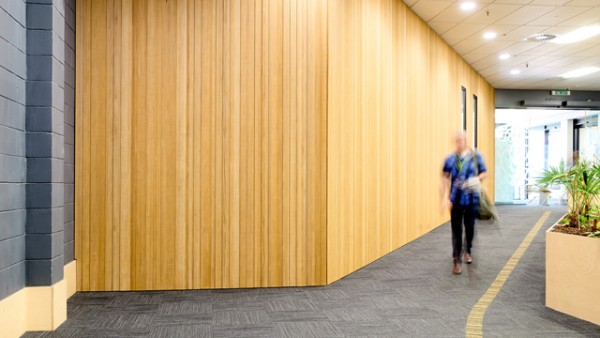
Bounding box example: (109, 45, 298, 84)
(76, 0, 328, 290)
(326, 0, 495, 284)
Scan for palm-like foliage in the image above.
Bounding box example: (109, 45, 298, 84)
(537, 160, 600, 229)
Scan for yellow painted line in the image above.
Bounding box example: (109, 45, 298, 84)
(465, 211, 551, 338)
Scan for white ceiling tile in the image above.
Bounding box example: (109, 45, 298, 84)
(427, 21, 457, 35)
(500, 25, 551, 41)
(512, 42, 548, 55)
(474, 59, 503, 71)
(463, 4, 523, 24)
(405, 0, 600, 89)
(545, 55, 590, 67)
(452, 39, 484, 55)
(442, 38, 463, 46)
(442, 23, 488, 40)
(566, 0, 600, 6)
(527, 6, 590, 26)
(573, 56, 600, 68)
(473, 24, 520, 39)
(525, 55, 564, 67)
(430, 3, 478, 23)
(467, 40, 517, 56)
(463, 52, 488, 64)
(405, 0, 420, 7)
(496, 6, 555, 24)
(542, 25, 578, 36)
(546, 38, 600, 55)
(493, 0, 535, 4)
(479, 67, 498, 77)
(529, 0, 571, 5)
(520, 42, 569, 56)
(475, 54, 531, 70)
(557, 6, 600, 26)
(575, 44, 600, 57)
(411, 0, 454, 22)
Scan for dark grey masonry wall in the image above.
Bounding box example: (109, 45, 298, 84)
(0, 0, 27, 301)
(25, 0, 67, 286)
(0, 0, 74, 301)
(63, 0, 74, 264)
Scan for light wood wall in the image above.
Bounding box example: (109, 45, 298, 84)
(75, 0, 328, 291)
(76, 0, 495, 290)
(327, 0, 495, 283)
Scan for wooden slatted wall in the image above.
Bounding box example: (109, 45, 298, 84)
(76, 0, 495, 290)
(75, 0, 328, 291)
(327, 0, 496, 283)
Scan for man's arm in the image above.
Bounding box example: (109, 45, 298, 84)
(440, 171, 452, 211)
(476, 152, 488, 182)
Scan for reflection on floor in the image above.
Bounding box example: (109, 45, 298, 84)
(23, 206, 600, 337)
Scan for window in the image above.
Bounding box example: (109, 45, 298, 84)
(473, 95, 478, 148)
(461, 86, 467, 131)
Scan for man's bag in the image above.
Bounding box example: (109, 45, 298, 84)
(471, 150, 498, 221)
(478, 189, 498, 221)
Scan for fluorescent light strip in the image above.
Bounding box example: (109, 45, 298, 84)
(560, 67, 600, 79)
(553, 25, 600, 44)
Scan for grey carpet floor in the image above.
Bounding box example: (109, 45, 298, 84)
(22, 205, 600, 338)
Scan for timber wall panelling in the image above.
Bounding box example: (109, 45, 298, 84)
(326, 0, 495, 283)
(76, 0, 328, 291)
(76, 0, 494, 291)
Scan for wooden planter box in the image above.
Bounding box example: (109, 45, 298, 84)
(546, 222, 600, 325)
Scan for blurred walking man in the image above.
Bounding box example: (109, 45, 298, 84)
(441, 132, 488, 274)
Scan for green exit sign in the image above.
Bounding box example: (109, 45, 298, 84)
(551, 90, 570, 96)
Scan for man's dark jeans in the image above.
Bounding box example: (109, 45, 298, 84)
(451, 205, 476, 263)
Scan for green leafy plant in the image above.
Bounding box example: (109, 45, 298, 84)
(537, 160, 600, 231)
(585, 231, 600, 238)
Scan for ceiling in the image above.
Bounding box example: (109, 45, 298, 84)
(404, 0, 600, 90)
(496, 108, 596, 126)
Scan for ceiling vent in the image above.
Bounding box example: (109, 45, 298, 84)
(526, 33, 557, 42)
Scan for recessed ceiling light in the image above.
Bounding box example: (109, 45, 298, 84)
(460, 2, 476, 11)
(553, 25, 600, 44)
(483, 32, 497, 40)
(560, 67, 600, 79)
(510, 69, 521, 75)
(499, 53, 511, 60)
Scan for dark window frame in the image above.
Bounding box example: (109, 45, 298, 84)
(473, 94, 478, 148)
(461, 86, 467, 131)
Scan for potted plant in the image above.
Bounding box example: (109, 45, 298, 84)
(526, 184, 553, 206)
(538, 160, 600, 325)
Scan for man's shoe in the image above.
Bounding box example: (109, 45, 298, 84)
(453, 262, 462, 274)
(464, 253, 473, 264)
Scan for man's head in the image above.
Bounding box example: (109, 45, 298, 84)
(455, 131, 468, 153)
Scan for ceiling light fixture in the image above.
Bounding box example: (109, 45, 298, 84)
(483, 31, 497, 40)
(510, 69, 521, 75)
(499, 53, 511, 60)
(526, 33, 557, 42)
(553, 25, 600, 44)
(560, 67, 600, 79)
(460, 2, 476, 11)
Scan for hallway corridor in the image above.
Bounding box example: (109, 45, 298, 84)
(24, 206, 600, 337)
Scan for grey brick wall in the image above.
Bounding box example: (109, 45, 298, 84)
(25, 0, 66, 286)
(0, 0, 27, 301)
(0, 0, 75, 301)
(63, 0, 74, 264)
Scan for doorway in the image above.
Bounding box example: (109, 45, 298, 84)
(495, 109, 599, 205)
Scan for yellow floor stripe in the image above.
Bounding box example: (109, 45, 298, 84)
(465, 211, 551, 338)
